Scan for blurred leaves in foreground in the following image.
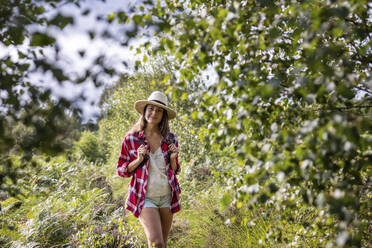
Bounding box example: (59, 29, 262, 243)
(123, 0, 372, 246)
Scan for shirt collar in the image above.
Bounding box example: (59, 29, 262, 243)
(138, 130, 145, 138)
(139, 130, 166, 143)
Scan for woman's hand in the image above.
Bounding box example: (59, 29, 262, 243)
(127, 144, 148, 173)
(169, 143, 178, 160)
(137, 144, 148, 161)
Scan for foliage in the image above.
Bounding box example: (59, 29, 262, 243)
(0, 0, 118, 195)
(120, 0, 372, 246)
(74, 130, 108, 163)
(169, 183, 331, 248)
(0, 102, 82, 195)
(2, 0, 371, 246)
(75, 212, 137, 248)
(3, 62, 365, 247)
(0, 155, 138, 247)
(1, 63, 209, 247)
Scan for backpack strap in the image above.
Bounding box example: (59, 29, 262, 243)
(135, 131, 148, 169)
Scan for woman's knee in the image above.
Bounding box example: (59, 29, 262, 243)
(149, 238, 165, 248)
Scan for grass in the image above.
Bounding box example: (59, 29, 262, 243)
(167, 186, 268, 248)
(165, 183, 330, 248)
(0, 155, 139, 248)
(0, 153, 344, 248)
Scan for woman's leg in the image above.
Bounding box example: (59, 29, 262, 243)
(139, 208, 165, 248)
(159, 207, 173, 248)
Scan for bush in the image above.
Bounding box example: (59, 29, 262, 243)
(74, 131, 107, 163)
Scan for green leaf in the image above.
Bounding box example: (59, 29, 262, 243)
(30, 32, 56, 47)
(332, 27, 343, 38)
(135, 60, 141, 70)
(107, 12, 116, 23)
(132, 15, 143, 26)
(117, 11, 128, 23)
(218, 8, 228, 19)
(49, 14, 74, 29)
(337, 84, 355, 99)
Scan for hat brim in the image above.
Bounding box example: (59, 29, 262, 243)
(134, 100, 177, 119)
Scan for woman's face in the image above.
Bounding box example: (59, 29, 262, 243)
(144, 104, 164, 125)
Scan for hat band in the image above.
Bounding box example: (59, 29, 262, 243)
(150, 99, 166, 106)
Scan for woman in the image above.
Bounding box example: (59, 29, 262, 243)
(117, 91, 181, 248)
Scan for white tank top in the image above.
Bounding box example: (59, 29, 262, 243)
(146, 147, 171, 197)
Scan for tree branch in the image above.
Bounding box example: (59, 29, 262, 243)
(344, 17, 372, 40)
(354, 85, 372, 96)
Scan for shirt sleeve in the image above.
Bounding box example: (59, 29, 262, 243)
(173, 133, 181, 175)
(117, 135, 134, 178)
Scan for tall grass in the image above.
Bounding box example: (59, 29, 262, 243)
(166, 183, 330, 248)
(0, 155, 138, 247)
(0, 149, 338, 247)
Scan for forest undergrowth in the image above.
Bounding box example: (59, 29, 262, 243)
(1, 152, 334, 248)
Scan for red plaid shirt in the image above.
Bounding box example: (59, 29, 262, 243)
(117, 130, 181, 217)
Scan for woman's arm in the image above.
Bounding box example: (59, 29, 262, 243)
(168, 133, 180, 174)
(169, 150, 178, 172)
(117, 134, 147, 177)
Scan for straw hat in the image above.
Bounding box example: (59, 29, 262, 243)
(134, 91, 176, 119)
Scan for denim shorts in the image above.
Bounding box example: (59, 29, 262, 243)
(143, 194, 171, 209)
